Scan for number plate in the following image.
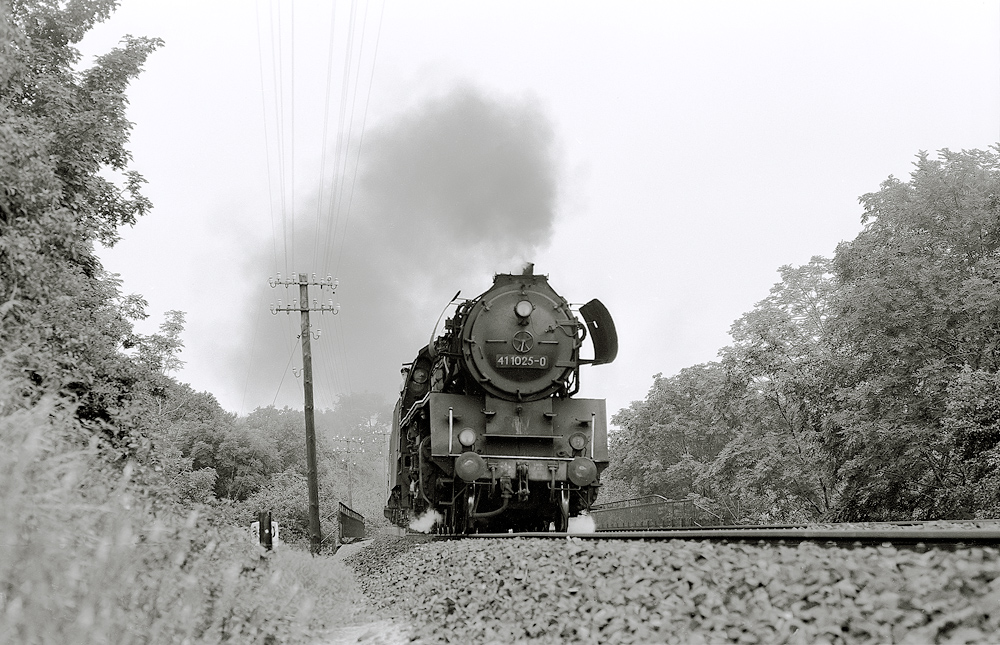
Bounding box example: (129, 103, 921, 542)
(495, 354, 548, 369)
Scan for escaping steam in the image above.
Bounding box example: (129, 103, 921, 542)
(567, 512, 597, 535)
(230, 82, 563, 411)
(408, 509, 444, 534)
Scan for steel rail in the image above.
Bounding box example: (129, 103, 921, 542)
(449, 526, 1000, 546)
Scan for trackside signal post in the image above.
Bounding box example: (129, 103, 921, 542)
(270, 272, 339, 555)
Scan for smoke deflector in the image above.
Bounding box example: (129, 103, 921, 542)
(579, 299, 618, 366)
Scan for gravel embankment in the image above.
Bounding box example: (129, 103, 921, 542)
(346, 533, 1000, 644)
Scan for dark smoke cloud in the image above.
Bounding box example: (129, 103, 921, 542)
(359, 83, 557, 257)
(229, 83, 562, 411)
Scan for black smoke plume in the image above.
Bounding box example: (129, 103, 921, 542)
(231, 83, 561, 411)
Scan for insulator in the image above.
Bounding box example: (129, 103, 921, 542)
(269, 303, 276, 314)
(293, 299, 298, 309)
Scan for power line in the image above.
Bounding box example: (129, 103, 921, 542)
(272, 336, 300, 407)
(313, 0, 341, 271)
(252, 1, 385, 411)
(333, 0, 385, 277)
(254, 0, 281, 276)
(241, 283, 268, 414)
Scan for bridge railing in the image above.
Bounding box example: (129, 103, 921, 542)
(590, 495, 731, 531)
(338, 502, 366, 539)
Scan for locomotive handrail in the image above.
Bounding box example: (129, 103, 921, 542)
(417, 436, 432, 504)
(427, 291, 463, 359)
(399, 393, 431, 429)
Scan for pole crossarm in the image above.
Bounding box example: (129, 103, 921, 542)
(269, 272, 338, 288)
(270, 302, 339, 314)
(269, 273, 340, 315)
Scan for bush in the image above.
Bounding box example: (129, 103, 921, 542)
(0, 383, 357, 644)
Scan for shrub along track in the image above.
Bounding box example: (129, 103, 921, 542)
(346, 523, 1000, 644)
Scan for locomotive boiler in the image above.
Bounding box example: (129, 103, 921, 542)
(384, 265, 617, 533)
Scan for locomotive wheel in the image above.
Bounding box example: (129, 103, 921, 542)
(448, 487, 475, 535)
(555, 489, 570, 532)
(459, 491, 475, 534)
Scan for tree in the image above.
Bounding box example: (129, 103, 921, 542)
(243, 406, 308, 474)
(138, 309, 187, 375)
(713, 257, 840, 521)
(608, 364, 734, 500)
(606, 148, 1000, 523)
(829, 147, 1000, 519)
(0, 0, 163, 450)
(318, 392, 392, 442)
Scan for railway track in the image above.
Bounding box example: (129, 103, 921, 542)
(444, 521, 1000, 547)
(353, 528, 1000, 643)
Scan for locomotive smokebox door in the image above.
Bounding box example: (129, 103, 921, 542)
(460, 274, 580, 401)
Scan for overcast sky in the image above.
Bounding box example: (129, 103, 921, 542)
(80, 1, 1000, 423)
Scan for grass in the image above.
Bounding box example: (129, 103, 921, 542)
(0, 386, 364, 644)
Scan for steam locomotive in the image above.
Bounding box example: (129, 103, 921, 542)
(384, 265, 617, 533)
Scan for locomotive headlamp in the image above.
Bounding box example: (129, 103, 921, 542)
(458, 427, 477, 447)
(514, 299, 533, 318)
(455, 452, 487, 482)
(568, 457, 598, 487)
(568, 432, 588, 451)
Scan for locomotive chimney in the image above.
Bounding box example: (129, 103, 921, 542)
(522, 262, 534, 275)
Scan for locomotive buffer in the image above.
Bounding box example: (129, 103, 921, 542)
(269, 272, 339, 554)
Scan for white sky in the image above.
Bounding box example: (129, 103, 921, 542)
(81, 1, 1000, 423)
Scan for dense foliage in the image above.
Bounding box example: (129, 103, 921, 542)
(609, 147, 1000, 523)
(0, 2, 390, 641)
(1, 0, 164, 445)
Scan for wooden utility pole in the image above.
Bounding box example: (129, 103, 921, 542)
(270, 272, 339, 555)
(345, 456, 353, 509)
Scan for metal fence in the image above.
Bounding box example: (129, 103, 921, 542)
(590, 495, 730, 531)
(338, 501, 366, 539)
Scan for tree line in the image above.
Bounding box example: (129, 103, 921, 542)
(1, 2, 392, 639)
(607, 148, 1000, 524)
(0, 0, 389, 542)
